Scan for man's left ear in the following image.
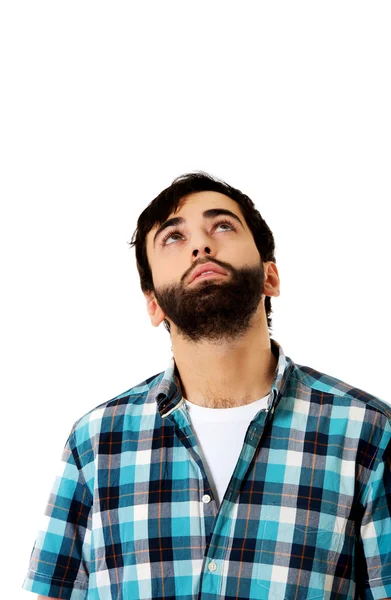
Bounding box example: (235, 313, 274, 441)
(264, 262, 280, 297)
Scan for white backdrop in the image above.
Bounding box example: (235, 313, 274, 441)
(1, 2, 390, 598)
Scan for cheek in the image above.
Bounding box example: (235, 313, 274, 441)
(246, 240, 262, 263)
(229, 240, 258, 263)
(152, 260, 185, 288)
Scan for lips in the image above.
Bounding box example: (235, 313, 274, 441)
(189, 262, 228, 284)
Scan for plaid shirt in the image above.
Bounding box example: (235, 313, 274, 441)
(23, 338, 391, 600)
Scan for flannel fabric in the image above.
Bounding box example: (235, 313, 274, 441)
(23, 338, 391, 600)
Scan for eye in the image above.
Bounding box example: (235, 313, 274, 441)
(160, 219, 236, 246)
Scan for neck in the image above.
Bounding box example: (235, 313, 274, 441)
(171, 318, 278, 409)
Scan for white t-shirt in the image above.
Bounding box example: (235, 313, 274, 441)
(183, 394, 270, 508)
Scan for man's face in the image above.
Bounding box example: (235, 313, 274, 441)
(145, 191, 268, 343)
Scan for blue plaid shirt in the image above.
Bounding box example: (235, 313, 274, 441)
(23, 339, 391, 600)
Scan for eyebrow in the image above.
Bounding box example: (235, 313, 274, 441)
(153, 208, 244, 247)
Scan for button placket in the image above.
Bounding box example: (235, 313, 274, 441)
(208, 560, 217, 572)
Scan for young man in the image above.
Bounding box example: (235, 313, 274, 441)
(24, 172, 391, 599)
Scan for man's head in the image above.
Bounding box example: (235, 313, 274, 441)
(128, 171, 280, 342)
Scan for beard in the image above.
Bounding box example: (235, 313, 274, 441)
(152, 260, 265, 343)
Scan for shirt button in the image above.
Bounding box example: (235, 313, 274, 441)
(202, 494, 211, 503)
(208, 561, 217, 572)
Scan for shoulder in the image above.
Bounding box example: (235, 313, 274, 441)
(289, 360, 391, 421)
(67, 370, 164, 450)
(286, 361, 391, 462)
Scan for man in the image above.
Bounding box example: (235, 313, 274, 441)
(23, 172, 391, 599)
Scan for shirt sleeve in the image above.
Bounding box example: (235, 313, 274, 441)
(356, 422, 391, 600)
(22, 427, 93, 599)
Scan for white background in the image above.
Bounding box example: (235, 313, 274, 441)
(1, 2, 390, 598)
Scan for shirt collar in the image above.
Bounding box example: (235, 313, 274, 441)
(152, 338, 295, 419)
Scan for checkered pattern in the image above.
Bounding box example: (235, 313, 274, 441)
(23, 338, 391, 599)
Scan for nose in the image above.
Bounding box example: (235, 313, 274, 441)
(192, 245, 212, 257)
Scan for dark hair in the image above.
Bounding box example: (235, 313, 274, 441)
(128, 171, 277, 335)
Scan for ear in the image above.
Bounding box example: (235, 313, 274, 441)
(263, 262, 280, 297)
(144, 292, 169, 327)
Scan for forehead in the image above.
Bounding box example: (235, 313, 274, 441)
(175, 190, 240, 212)
(146, 190, 246, 252)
